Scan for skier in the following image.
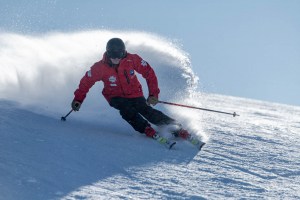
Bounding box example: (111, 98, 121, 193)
(71, 38, 192, 145)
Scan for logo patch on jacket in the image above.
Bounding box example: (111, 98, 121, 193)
(141, 60, 147, 67)
(130, 69, 135, 75)
(109, 76, 117, 86)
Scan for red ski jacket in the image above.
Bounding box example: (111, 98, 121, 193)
(74, 52, 160, 103)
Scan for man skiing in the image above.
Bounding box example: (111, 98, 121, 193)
(71, 38, 197, 147)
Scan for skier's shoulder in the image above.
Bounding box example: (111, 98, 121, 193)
(126, 53, 148, 68)
(91, 60, 105, 70)
(126, 52, 143, 60)
(86, 60, 106, 79)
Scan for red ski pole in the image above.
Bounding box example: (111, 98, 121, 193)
(158, 100, 239, 117)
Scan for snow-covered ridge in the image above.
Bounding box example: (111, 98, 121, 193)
(1, 93, 300, 199)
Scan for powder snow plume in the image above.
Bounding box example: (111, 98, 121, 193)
(0, 30, 207, 140)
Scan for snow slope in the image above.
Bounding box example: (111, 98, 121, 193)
(1, 31, 300, 199)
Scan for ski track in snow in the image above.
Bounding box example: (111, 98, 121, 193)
(1, 31, 300, 199)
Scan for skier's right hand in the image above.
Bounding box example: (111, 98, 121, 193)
(147, 96, 158, 106)
(71, 100, 81, 111)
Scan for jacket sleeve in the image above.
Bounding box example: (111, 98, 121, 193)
(74, 63, 102, 103)
(132, 54, 160, 98)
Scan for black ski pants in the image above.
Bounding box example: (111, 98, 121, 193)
(109, 97, 175, 133)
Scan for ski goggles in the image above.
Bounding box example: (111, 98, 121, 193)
(107, 50, 125, 59)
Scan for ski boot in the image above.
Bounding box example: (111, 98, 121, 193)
(172, 128, 206, 150)
(145, 126, 176, 149)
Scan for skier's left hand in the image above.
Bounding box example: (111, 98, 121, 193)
(71, 100, 81, 111)
(147, 96, 158, 106)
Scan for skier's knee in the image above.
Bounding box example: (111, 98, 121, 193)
(120, 109, 136, 121)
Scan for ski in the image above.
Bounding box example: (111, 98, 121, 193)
(187, 136, 206, 151)
(153, 134, 176, 149)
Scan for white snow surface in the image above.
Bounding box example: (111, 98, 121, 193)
(1, 30, 300, 200)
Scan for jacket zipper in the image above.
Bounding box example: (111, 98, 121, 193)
(124, 70, 130, 84)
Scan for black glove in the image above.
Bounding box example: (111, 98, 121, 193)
(147, 96, 158, 106)
(71, 100, 81, 111)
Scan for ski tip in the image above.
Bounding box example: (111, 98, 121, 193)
(198, 142, 206, 151)
(169, 141, 176, 150)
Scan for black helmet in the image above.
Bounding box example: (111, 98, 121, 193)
(106, 38, 126, 59)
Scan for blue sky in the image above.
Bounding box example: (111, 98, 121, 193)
(1, 0, 299, 106)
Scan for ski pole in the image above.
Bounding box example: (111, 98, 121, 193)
(158, 100, 239, 117)
(61, 109, 73, 121)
